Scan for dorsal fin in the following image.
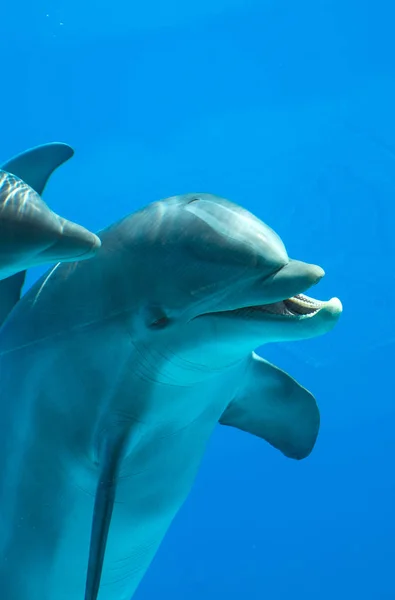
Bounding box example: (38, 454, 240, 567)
(85, 435, 127, 600)
(0, 271, 26, 327)
(1, 142, 74, 196)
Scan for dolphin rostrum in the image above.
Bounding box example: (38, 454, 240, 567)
(0, 193, 342, 600)
(0, 142, 101, 283)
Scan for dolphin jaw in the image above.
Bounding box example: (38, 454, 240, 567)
(257, 293, 342, 319)
(199, 292, 342, 322)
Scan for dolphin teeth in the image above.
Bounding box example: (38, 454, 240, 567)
(258, 294, 325, 317)
(287, 294, 325, 312)
(293, 293, 324, 307)
(283, 294, 323, 316)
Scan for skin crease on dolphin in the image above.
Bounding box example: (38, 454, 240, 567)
(0, 193, 342, 600)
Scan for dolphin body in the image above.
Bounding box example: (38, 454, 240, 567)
(0, 142, 101, 287)
(0, 193, 342, 600)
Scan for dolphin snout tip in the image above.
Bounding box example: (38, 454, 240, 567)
(40, 220, 102, 263)
(326, 297, 343, 315)
(79, 232, 102, 258)
(312, 265, 325, 283)
(60, 219, 102, 259)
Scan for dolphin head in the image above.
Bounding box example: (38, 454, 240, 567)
(0, 170, 101, 279)
(0, 142, 101, 280)
(107, 193, 342, 368)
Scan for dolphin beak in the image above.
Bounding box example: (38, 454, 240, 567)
(254, 259, 325, 306)
(40, 219, 102, 262)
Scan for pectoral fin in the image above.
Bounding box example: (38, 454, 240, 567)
(219, 352, 320, 459)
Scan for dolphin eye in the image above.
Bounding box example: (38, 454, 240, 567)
(145, 306, 171, 330)
(149, 316, 170, 330)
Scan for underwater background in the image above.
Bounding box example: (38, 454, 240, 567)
(2, 0, 395, 598)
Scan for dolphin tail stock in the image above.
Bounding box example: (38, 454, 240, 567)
(219, 351, 320, 460)
(1, 142, 74, 196)
(85, 432, 129, 600)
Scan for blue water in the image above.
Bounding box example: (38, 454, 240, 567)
(2, 1, 395, 598)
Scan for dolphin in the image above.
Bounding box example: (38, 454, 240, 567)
(0, 193, 342, 600)
(0, 142, 101, 284)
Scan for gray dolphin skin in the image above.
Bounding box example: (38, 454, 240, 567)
(0, 193, 342, 600)
(0, 142, 101, 282)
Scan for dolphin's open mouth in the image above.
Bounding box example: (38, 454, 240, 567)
(198, 259, 342, 322)
(257, 293, 325, 318)
(215, 293, 341, 321)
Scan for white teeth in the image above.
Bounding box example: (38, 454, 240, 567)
(249, 293, 342, 319)
(284, 298, 319, 316)
(292, 294, 324, 308)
